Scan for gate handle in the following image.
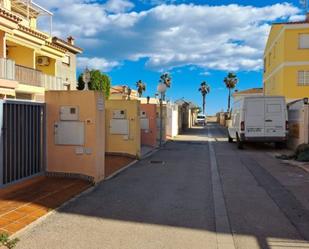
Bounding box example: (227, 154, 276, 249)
(265, 119, 272, 122)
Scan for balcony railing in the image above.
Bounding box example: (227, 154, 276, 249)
(0, 58, 66, 90)
(0, 58, 15, 81)
(15, 64, 66, 90)
(15, 64, 41, 86)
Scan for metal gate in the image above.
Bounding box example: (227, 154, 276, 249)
(0, 100, 46, 186)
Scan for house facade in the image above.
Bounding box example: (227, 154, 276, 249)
(263, 15, 309, 101)
(0, 0, 82, 100)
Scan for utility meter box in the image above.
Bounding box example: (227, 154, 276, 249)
(60, 106, 79, 121)
(110, 119, 129, 135)
(112, 109, 126, 119)
(54, 121, 85, 145)
(140, 111, 147, 118)
(140, 118, 150, 130)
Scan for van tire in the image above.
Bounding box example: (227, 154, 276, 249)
(275, 142, 286, 149)
(236, 133, 244, 149)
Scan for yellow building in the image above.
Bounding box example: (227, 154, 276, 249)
(264, 14, 309, 101)
(0, 0, 82, 100)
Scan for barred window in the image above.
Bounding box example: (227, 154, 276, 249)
(298, 71, 309, 85)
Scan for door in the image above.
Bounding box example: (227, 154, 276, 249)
(1, 100, 45, 186)
(245, 98, 265, 137)
(264, 99, 286, 137)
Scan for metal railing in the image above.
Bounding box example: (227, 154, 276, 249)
(15, 64, 65, 90)
(15, 64, 42, 86)
(0, 58, 15, 81)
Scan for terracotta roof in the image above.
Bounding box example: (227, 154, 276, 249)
(273, 21, 309, 25)
(0, 7, 22, 23)
(233, 88, 263, 95)
(52, 37, 83, 54)
(18, 24, 49, 40)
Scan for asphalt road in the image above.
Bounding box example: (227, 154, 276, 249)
(16, 123, 309, 249)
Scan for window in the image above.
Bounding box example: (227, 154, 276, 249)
(267, 104, 281, 113)
(298, 71, 309, 85)
(299, 34, 309, 49)
(268, 53, 271, 66)
(63, 54, 70, 65)
(264, 58, 266, 73)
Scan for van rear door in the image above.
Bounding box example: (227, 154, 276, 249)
(245, 98, 265, 137)
(264, 98, 285, 137)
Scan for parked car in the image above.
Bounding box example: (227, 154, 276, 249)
(228, 96, 288, 149)
(196, 114, 206, 126)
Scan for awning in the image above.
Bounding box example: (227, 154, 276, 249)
(0, 88, 16, 97)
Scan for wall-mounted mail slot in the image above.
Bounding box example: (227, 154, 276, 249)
(110, 119, 129, 135)
(112, 109, 126, 119)
(140, 118, 150, 130)
(54, 121, 85, 145)
(60, 106, 79, 121)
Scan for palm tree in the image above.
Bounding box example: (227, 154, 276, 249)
(136, 80, 146, 97)
(224, 72, 238, 112)
(198, 81, 210, 114)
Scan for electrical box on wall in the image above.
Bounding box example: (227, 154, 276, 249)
(110, 119, 129, 135)
(140, 111, 147, 118)
(54, 121, 85, 145)
(140, 118, 150, 130)
(60, 106, 79, 121)
(112, 110, 126, 119)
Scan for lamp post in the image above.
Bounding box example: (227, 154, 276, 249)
(82, 68, 91, 90)
(157, 83, 167, 147)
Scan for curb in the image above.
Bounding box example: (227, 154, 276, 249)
(12, 148, 162, 239)
(104, 160, 138, 181)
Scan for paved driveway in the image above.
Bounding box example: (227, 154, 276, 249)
(15, 124, 309, 249)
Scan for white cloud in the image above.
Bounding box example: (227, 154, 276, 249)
(77, 57, 120, 71)
(104, 0, 135, 13)
(35, 1, 300, 72)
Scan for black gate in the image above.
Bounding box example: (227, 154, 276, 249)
(0, 100, 46, 186)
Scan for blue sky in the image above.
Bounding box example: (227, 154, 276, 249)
(37, 0, 306, 114)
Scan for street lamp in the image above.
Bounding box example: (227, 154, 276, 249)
(157, 83, 167, 147)
(82, 67, 91, 90)
(157, 72, 171, 147)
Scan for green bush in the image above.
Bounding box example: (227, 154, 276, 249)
(0, 233, 19, 249)
(295, 144, 309, 162)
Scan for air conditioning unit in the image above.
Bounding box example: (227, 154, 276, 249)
(37, 56, 50, 66)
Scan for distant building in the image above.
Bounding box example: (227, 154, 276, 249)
(263, 14, 309, 101)
(233, 88, 263, 102)
(110, 85, 138, 100)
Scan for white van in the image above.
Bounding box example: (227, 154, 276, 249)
(228, 96, 288, 149)
(196, 114, 206, 126)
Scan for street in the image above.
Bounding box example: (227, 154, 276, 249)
(16, 123, 309, 249)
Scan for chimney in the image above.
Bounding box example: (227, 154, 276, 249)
(67, 36, 75, 45)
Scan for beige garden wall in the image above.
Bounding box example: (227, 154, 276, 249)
(46, 91, 105, 183)
(105, 100, 141, 158)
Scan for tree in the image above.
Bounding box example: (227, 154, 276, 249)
(136, 80, 146, 97)
(198, 81, 210, 115)
(77, 70, 111, 99)
(224, 72, 238, 112)
(160, 72, 172, 87)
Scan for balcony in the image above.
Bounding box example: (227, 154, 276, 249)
(0, 58, 66, 90)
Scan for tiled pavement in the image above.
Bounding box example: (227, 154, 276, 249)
(0, 176, 91, 235)
(105, 155, 135, 177)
